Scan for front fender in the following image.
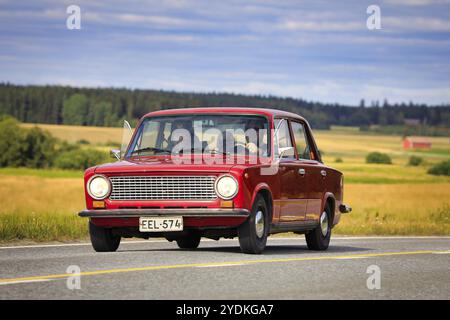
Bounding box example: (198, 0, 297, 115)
(251, 183, 275, 222)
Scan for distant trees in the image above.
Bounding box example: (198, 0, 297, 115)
(0, 116, 57, 168)
(408, 156, 423, 166)
(428, 161, 450, 176)
(54, 149, 108, 170)
(92, 101, 119, 127)
(0, 83, 449, 131)
(62, 93, 88, 125)
(0, 116, 26, 167)
(366, 152, 392, 164)
(0, 116, 108, 170)
(23, 127, 57, 168)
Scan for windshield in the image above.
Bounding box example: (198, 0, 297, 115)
(126, 114, 270, 158)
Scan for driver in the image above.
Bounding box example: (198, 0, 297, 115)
(245, 119, 267, 156)
(168, 120, 201, 152)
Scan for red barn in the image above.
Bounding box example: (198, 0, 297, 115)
(403, 136, 432, 150)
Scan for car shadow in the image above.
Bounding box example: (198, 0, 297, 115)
(119, 244, 372, 255)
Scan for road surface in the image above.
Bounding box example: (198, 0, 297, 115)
(0, 236, 449, 299)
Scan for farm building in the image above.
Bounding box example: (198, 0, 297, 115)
(403, 136, 432, 149)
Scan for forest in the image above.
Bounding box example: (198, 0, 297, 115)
(0, 83, 449, 131)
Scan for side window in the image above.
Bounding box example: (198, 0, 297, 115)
(274, 119, 295, 159)
(291, 121, 312, 160)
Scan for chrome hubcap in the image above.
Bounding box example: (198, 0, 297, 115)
(320, 211, 329, 237)
(255, 210, 265, 238)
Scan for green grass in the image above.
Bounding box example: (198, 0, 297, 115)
(0, 167, 83, 179)
(0, 212, 88, 242)
(332, 163, 450, 184)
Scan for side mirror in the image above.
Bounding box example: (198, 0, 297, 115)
(110, 149, 121, 161)
(278, 146, 294, 160)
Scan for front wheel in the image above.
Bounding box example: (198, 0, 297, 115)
(89, 221, 121, 252)
(305, 204, 332, 251)
(176, 232, 201, 249)
(238, 195, 269, 254)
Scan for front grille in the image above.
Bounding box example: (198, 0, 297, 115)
(109, 176, 217, 201)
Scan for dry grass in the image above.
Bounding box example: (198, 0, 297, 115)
(335, 184, 450, 235)
(0, 176, 87, 241)
(1, 173, 449, 241)
(314, 129, 450, 164)
(21, 123, 122, 145)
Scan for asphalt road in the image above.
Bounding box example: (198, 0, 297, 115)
(0, 236, 449, 299)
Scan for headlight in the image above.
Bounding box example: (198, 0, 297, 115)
(215, 175, 238, 200)
(87, 175, 111, 200)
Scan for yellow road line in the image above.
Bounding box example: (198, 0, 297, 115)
(0, 249, 448, 285)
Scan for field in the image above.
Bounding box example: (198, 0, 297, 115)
(0, 124, 449, 242)
(21, 123, 122, 145)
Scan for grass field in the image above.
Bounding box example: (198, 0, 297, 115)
(1, 123, 449, 242)
(21, 123, 122, 145)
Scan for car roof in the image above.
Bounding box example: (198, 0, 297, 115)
(143, 107, 306, 121)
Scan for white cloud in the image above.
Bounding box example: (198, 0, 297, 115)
(360, 84, 450, 104)
(283, 32, 450, 47)
(278, 20, 363, 32)
(384, 16, 450, 32)
(217, 81, 450, 105)
(385, 0, 450, 6)
(117, 14, 190, 27)
(127, 34, 198, 43)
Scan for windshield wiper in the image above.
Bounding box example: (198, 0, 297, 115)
(205, 149, 229, 156)
(130, 147, 171, 155)
(179, 147, 203, 154)
(178, 148, 229, 156)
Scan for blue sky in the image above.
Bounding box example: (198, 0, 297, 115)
(1, 0, 450, 105)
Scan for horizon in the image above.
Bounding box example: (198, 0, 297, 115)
(1, 1, 450, 105)
(2, 81, 450, 108)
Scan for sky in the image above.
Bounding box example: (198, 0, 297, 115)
(1, 0, 450, 105)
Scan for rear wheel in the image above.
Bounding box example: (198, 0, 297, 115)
(238, 195, 269, 254)
(89, 221, 121, 252)
(305, 203, 332, 251)
(176, 232, 201, 249)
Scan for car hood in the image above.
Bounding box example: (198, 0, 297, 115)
(94, 156, 239, 175)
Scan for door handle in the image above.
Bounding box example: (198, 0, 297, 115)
(298, 168, 306, 176)
(321, 170, 327, 177)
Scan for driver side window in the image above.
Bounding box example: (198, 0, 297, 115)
(274, 119, 295, 159)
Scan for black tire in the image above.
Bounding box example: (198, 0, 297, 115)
(305, 203, 332, 251)
(89, 221, 121, 252)
(238, 194, 269, 254)
(176, 232, 201, 249)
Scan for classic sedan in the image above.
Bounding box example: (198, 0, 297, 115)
(79, 107, 351, 254)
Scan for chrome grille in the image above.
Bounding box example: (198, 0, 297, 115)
(109, 176, 217, 200)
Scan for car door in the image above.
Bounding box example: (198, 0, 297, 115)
(275, 118, 307, 222)
(290, 120, 325, 222)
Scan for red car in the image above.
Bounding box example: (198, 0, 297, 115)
(79, 107, 351, 254)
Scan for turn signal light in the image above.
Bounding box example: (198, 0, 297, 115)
(92, 201, 105, 209)
(220, 200, 234, 208)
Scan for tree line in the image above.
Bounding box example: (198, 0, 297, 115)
(0, 115, 109, 170)
(0, 83, 449, 130)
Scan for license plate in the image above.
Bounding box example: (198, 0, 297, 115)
(139, 216, 183, 232)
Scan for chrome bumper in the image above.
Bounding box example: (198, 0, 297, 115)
(78, 208, 250, 218)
